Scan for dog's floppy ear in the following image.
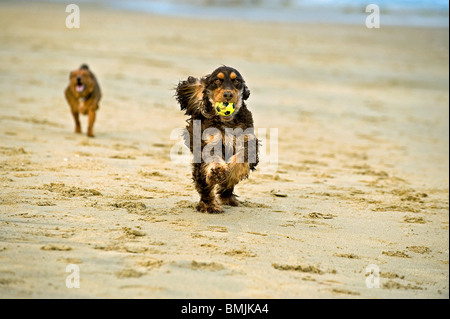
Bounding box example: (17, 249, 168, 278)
(87, 68, 97, 82)
(175, 76, 206, 116)
(243, 82, 250, 101)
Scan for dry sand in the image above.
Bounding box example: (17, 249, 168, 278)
(0, 1, 448, 298)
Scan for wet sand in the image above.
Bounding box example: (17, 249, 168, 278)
(0, 1, 448, 298)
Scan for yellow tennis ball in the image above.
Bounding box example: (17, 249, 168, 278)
(215, 102, 235, 116)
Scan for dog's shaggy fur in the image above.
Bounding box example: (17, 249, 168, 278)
(65, 64, 101, 137)
(176, 66, 259, 213)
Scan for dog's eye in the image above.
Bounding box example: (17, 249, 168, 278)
(233, 79, 241, 86)
(215, 79, 223, 85)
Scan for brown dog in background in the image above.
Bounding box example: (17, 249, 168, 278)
(65, 64, 101, 137)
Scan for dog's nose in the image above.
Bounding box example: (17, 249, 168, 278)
(223, 91, 233, 100)
(76, 76, 82, 82)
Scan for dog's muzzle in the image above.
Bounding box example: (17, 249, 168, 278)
(76, 77, 85, 93)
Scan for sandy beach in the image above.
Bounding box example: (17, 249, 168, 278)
(0, 1, 448, 299)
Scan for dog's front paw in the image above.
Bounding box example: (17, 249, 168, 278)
(206, 163, 229, 185)
(218, 195, 240, 207)
(196, 200, 224, 214)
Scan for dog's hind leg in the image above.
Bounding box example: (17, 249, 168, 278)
(216, 183, 240, 206)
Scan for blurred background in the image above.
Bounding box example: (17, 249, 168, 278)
(104, 0, 449, 27)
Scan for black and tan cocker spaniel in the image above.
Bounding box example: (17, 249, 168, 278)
(175, 66, 259, 213)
